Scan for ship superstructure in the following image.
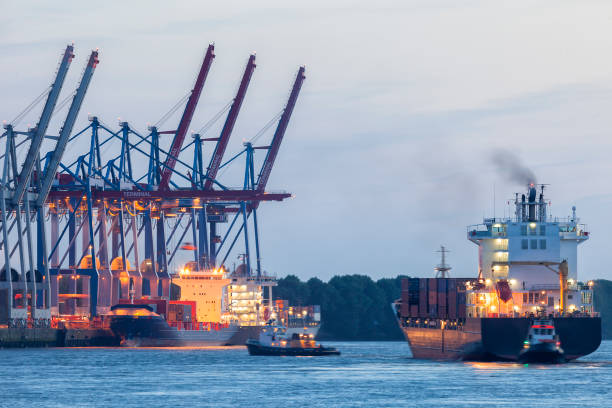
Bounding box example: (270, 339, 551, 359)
(174, 262, 231, 323)
(466, 184, 593, 317)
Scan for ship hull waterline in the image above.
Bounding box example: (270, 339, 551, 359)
(400, 317, 601, 362)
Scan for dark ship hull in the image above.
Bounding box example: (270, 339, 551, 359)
(246, 339, 340, 356)
(108, 305, 237, 347)
(399, 317, 601, 361)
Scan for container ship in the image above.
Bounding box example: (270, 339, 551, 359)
(107, 261, 320, 346)
(394, 185, 601, 361)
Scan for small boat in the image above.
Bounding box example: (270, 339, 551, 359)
(246, 324, 340, 356)
(519, 319, 564, 363)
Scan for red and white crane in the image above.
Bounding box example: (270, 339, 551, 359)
(254, 66, 305, 200)
(158, 44, 215, 190)
(203, 53, 257, 190)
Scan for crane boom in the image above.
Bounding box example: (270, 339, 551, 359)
(255, 66, 305, 194)
(37, 50, 99, 207)
(159, 44, 215, 190)
(204, 54, 256, 190)
(12, 44, 74, 205)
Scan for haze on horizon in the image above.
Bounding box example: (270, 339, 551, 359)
(1, 0, 612, 282)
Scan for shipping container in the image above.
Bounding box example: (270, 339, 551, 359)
(428, 278, 437, 307)
(448, 279, 457, 319)
(437, 279, 447, 316)
(418, 278, 428, 317)
(438, 306, 447, 318)
(457, 291, 467, 318)
(400, 301, 409, 317)
(408, 278, 420, 305)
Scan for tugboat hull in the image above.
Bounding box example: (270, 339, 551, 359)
(519, 343, 564, 364)
(246, 340, 340, 356)
(400, 317, 601, 362)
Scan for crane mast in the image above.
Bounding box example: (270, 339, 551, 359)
(158, 44, 215, 190)
(255, 66, 305, 194)
(12, 44, 74, 206)
(204, 54, 256, 190)
(37, 50, 99, 207)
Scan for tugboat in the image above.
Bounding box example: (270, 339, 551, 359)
(246, 324, 340, 356)
(519, 319, 564, 363)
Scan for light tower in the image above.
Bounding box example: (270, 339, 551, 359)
(434, 246, 452, 278)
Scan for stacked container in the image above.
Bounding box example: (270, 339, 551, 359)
(400, 277, 470, 320)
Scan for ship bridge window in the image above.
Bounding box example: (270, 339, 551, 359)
(540, 225, 546, 235)
(530, 239, 537, 249)
(492, 224, 506, 236)
(521, 225, 527, 236)
(521, 239, 528, 250)
(540, 239, 547, 250)
(529, 224, 537, 235)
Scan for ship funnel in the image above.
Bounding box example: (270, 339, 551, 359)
(528, 185, 537, 221)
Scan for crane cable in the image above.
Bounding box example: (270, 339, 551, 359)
(248, 110, 283, 144)
(154, 92, 190, 128)
(10, 86, 52, 126)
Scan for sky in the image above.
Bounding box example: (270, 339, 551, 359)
(2, 0, 612, 281)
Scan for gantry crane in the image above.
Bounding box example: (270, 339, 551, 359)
(158, 44, 215, 191)
(203, 54, 257, 267)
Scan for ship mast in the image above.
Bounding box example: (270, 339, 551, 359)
(434, 246, 452, 278)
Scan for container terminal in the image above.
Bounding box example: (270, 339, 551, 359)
(394, 184, 601, 361)
(0, 44, 318, 347)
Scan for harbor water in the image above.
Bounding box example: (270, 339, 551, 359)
(1, 341, 611, 407)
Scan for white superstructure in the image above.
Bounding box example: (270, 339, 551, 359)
(173, 262, 230, 323)
(466, 184, 594, 317)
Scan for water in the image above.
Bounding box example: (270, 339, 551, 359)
(1, 341, 611, 407)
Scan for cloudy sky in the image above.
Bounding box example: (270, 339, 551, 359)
(2, 1, 612, 281)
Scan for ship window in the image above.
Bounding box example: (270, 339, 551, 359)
(523, 293, 528, 303)
(529, 293, 534, 303)
(548, 296, 554, 307)
(521, 239, 528, 249)
(530, 239, 537, 249)
(521, 225, 527, 236)
(540, 225, 546, 235)
(540, 240, 547, 250)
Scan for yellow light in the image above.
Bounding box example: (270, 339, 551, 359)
(588, 281, 594, 287)
(530, 223, 536, 228)
(513, 305, 519, 312)
(541, 291, 546, 295)
(509, 279, 517, 285)
(485, 279, 491, 285)
(490, 305, 496, 312)
(554, 305, 560, 310)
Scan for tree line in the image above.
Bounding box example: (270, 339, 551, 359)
(274, 275, 612, 340)
(273, 274, 406, 340)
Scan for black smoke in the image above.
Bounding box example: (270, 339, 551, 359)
(491, 149, 537, 185)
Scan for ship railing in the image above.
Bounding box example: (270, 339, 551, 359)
(169, 321, 231, 331)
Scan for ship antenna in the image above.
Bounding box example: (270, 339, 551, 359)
(434, 246, 452, 278)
